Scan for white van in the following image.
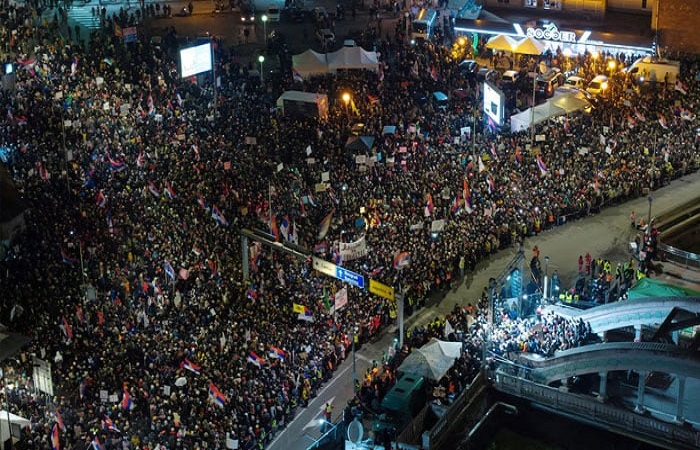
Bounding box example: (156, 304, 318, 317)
(266, 6, 280, 22)
(586, 75, 608, 96)
(623, 56, 680, 84)
(411, 9, 437, 42)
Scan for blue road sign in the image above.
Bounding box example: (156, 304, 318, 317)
(335, 267, 365, 289)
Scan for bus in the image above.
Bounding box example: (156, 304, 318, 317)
(411, 9, 437, 41)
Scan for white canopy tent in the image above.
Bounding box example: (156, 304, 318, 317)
(327, 46, 379, 73)
(291, 49, 328, 78)
(397, 339, 463, 381)
(550, 92, 591, 114)
(0, 410, 29, 443)
(510, 101, 566, 133)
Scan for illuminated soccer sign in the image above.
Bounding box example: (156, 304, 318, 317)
(526, 23, 576, 43)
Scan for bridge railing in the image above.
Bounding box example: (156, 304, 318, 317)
(658, 242, 700, 269)
(492, 370, 700, 449)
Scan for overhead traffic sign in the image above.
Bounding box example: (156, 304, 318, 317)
(312, 257, 365, 289)
(369, 279, 395, 301)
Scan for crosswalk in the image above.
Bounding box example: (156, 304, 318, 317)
(69, 6, 102, 31)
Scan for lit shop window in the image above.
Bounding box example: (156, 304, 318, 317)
(543, 0, 561, 9)
(524, 0, 537, 7)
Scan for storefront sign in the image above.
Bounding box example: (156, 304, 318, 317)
(526, 23, 576, 43)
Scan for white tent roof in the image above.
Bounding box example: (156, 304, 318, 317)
(550, 93, 590, 114)
(292, 49, 328, 78)
(397, 338, 463, 380)
(485, 35, 518, 52)
(327, 46, 379, 73)
(512, 36, 546, 55)
(510, 101, 566, 133)
(0, 410, 30, 443)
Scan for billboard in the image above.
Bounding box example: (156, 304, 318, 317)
(179, 42, 212, 78)
(483, 81, 505, 126)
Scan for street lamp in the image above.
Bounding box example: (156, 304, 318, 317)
(607, 59, 616, 77)
(258, 55, 265, 84)
(261, 14, 268, 46)
(544, 256, 550, 299)
(404, 12, 410, 44)
(341, 92, 351, 119)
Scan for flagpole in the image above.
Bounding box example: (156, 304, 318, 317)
(268, 180, 273, 234)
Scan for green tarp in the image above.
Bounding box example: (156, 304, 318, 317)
(627, 277, 700, 300)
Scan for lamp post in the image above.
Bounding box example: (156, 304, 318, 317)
(261, 14, 268, 46)
(258, 55, 265, 85)
(404, 12, 410, 44)
(341, 92, 351, 119)
(544, 256, 550, 300)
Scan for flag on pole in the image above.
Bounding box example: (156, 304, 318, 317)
(514, 146, 523, 163)
(107, 152, 125, 171)
(180, 358, 201, 375)
(136, 151, 144, 168)
(322, 286, 331, 310)
(55, 409, 65, 431)
(536, 155, 547, 175)
(426, 193, 434, 215)
(478, 155, 486, 173)
(51, 424, 60, 450)
(102, 415, 120, 433)
(212, 205, 229, 226)
(247, 351, 266, 368)
(393, 251, 410, 269)
(208, 382, 227, 408)
(147, 181, 160, 197)
(61, 316, 73, 341)
(121, 385, 132, 410)
(164, 260, 176, 280)
(61, 247, 77, 266)
(486, 173, 495, 193)
(91, 436, 104, 450)
(164, 182, 177, 199)
(270, 215, 280, 241)
(96, 190, 107, 208)
(317, 209, 334, 240)
(269, 346, 286, 360)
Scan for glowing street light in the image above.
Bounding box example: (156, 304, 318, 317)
(341, 91, 351, 118)
(258, 54, 265, 84)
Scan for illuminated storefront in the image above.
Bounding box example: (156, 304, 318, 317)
(453, 19, 654, 56)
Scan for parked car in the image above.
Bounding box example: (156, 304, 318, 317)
(266, 6, 280, 22)
(316, 28, 335, 48)
(459, 59, 479, 76)
(476, 67, 499, 83)
(239, 2, 255, 22)
(536, 68, 564, 98)
(501, 70, 521, 87)
(586, 75, 609, 96)
(564, 76, 586, 89)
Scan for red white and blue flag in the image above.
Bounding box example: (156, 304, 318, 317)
(147, 94, 155, 116)
(269, 346, 286, 360)
(270, 215, 280, 241)
(426, 193, 434, 215)
(55, 408, 65, 431)
(164, 260, 176, 280)
(197, 193, 208, 210)
(212, 205, 229, 226)
(247, 351, 266, 368)
(317, 210, 334, 240)
(96, 190, 107, 208)
(208, 382, 227, 408)
(61, 316, 73, 341)
(102, 415, 120, 432)
(136, 151, 144, 168)
(393, 251, 410, 270)
(181, 358, 201, 375)
(486, 173, 495, 193)
(106, 152, 125, 171)
(91, 436, 104, 450)
(164, 182, 177, 199)
(121, 385, 132, 410)
(61, 247, 77, 266)
(51, 424, 60, 450)
(658, 114, 668, 129)
(536, 156, 547, 175)
(147, 181, 160, 197)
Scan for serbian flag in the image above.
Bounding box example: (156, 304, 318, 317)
(426, 193, 434, 215)
(96, 190, 107, 208)
(429, 65, 438, 81)
(61, 316, 73, 341)
(61, 247, 77, 266)
(627, 115, 636, 129)
(212, 205, 229, 226)
(107, 152, 125, 171)
(514, 146, 523, 164)
(269, 346, 286, 360)
(51, 424, 60, 450)
(463, 178, 471, 203)
(280, 216, 291, 241)
(270, 215, 280, 241)
(451, 195, 460, 213)
(76, 305, 86, 325)
(674, 80, 688, 95)
(164, 260, 176, 280)
(486, 173, 495, 193)
(164, 182, 177, 199)
(307, 191, 318, 207)
(147, 94, 155, 116)
(208, 382, 227, 408)
(121, 385, 132, 410)
(181, 358, 201, 375)
(102, 415, 120, 432)
(70, 56, 79, 76)
(197, 193, 208, 210)
(55, 408, 65, 431)
(91, 436, 104, 450)
(393, 251, 410, 269)
(136, 151, 144, 168)
(536, 156, 547, 175)
(635, 109, 646, 122)
(658, 114, 668, 129)
(299, 197, 307, 216)
(317, 209, 334, 240)
(147, 181, 160, 197)
(247, 351, 266, 368)
(367, 93, 379, 104)
(293, 303, 313, 322)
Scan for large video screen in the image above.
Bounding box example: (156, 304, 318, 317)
(179, 43, 212, 78)
(483, 81, 504, 126)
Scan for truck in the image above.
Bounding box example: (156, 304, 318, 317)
(623, 56, 680, 84)
(275, 91, 329, 120)
(374, 374, 427, 434)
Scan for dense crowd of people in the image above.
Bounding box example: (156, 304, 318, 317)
(0, 0, 698, 448)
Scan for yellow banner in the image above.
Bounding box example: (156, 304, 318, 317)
(292, 303, 305, 314)
(369, 280, 395, 301)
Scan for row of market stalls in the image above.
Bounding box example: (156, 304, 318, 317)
(292, 47, 379, 79)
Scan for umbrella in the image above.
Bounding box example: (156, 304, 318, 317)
(345, 135, 375, 152)
(397, 338, 463, 381)
(485, 35, 518, 52)
(175, 377, 188, 387)
(512, 36, 546, 55)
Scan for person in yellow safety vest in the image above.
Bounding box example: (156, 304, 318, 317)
(636, 269, 646, 280)
(565, 291, 573, 303)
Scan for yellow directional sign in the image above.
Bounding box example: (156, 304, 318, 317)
(369, 279, 395, 301)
